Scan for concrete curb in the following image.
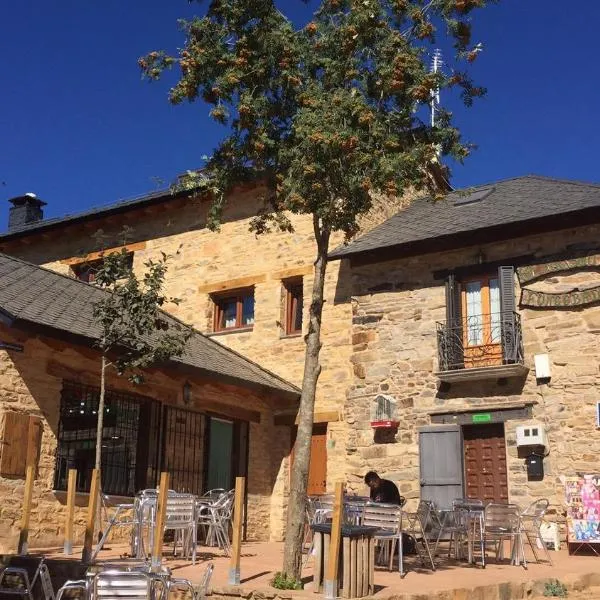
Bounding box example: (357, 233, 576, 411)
(209, 572, 600, 600)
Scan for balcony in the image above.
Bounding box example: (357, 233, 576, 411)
(435, 311, 528, 383)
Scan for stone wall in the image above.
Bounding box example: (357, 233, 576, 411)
(0, 323, 290, 552)
(346, 223, 600, 520)
(0, 187, 355, 494)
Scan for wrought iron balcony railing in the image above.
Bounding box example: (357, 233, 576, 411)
(436, 311, 525, 372)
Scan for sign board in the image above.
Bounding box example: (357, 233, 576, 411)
(472, 413, 492, 424)
(565, 475, 600, 543)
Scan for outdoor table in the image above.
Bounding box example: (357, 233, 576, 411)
(311, 523, 378, 599)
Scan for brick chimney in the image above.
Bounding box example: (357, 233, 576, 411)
(8, 193, 46, 230)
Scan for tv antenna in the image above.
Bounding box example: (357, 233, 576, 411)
(430, 49, 442, 127)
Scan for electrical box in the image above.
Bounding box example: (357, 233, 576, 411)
(516, 423, 547, 447)
(534, 353, 551, 380)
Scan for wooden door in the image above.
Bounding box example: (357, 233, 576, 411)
(419, 425, 464, 510)
(463, 423, 508, 503)
(291, 424, 327, 496)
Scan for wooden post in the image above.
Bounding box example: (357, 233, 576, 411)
(17, 464, 35, 555)
(324, 482, 344, 599)
(228, 476, 245, 585)
(151, 472, 170, 570)
(64, 469, 77, 555)
(82, 468, 100, 563)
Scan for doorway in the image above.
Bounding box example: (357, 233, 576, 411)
(206, 418, 234, 490)
(290, 424, 328, 496)
(463, 423, 508, 503)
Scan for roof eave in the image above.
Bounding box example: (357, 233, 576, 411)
(330, 205, 600, 266)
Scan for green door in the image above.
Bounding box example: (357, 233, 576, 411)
(207, 418, 234, 490)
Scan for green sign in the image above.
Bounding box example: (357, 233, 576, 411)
(472, 413, 492, 424)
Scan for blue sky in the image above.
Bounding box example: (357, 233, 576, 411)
(1, 1, 599, 228)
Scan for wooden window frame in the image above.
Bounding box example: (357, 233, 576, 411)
(212, 287, 255, 332)
(283, 278, 303, 336)
(71, 253, 134, 284)
(460, 274, 499, 349)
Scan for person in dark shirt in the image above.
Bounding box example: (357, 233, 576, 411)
(364, 471, 403, 505)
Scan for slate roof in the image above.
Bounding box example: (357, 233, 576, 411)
(1, 188, 176, 240)
(329, 175, 600, 261)
(0, 253, 300, 398)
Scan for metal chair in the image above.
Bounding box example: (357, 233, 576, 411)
(197, 489, 234, 554)
(430, 507, 467, 559)
(520, 498, 552, 565)
(195, 563, 214, 600)
(452, 498, 485, 564)
(93, 495, 138, 561)
(401, 500, 436, 574)
(164, 493, 198, 564)
(483, 503, 526, 568)
(362, 503, 403, 573)
(0, 556, 55, 600)
(56, 569, 170, 600)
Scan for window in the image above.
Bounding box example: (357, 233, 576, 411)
(283, 278, 303, 335)
(213, 288, 255, 332)
(462, 276, 501, 346)
(71, 253, 134, 284)
(53, 382, 161, 496)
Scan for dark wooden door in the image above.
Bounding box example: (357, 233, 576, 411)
(463, 423, 508, 503)
(419, 425, 464, 510)
(291, 424, 327, 496)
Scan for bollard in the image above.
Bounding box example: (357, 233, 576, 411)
(228, 477, 246, 585)
(151, 472, 170, 570)
(64, 469, 77, 555)
(324, 482, 344, 599)
(17, 464, 36, 555)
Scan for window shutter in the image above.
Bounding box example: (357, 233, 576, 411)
(445, 274, 461, 325)
(498, 266, 517, 363)
(498, 266, 516, 313)
(442, 274, 463, 370)
(0, 412, 31, 476)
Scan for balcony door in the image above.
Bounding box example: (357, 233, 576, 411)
(461, 275, 502, 368)
(444, 265, 517, 371)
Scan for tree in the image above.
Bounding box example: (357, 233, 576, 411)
(91, 240, 192, 482)
(140, 0, 494, 580)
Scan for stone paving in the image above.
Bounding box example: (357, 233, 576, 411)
(36, 541, 600, 600)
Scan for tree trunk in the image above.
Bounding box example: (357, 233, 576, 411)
(94, 354, 108, 542)
(282, 218, 330, 580)
(95, 354, 107, 471)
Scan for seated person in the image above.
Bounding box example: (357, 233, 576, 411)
(364, 471, 404, 505)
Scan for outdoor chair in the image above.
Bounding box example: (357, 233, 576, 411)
(483, 503, 526, 568)
(400, 500, 436, 575)
(56, 569, 170, 600)
(0, 556, 55, 600)
(197, 489, 234, 555)
(164, 493, 198, 564)
(361, 503, 403, 572)
(302, 496, 320, 566)
(452, 498, 485, 564)
(429, 507, 467, 560)
(93, 494, 138, 561)
(520, 498, 552, 565)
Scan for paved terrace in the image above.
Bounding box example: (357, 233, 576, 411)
(33, 541, 600, 600)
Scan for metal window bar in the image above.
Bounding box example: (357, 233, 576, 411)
(436, 311, 524, 371)
(53, 382, 161, 497)
(161, 406, 205, 495)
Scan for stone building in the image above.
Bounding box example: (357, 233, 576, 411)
(329, 175, 600, 522)
(0, 252, 298, 551)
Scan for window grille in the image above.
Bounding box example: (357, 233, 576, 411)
(54, 382, 161, 496)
